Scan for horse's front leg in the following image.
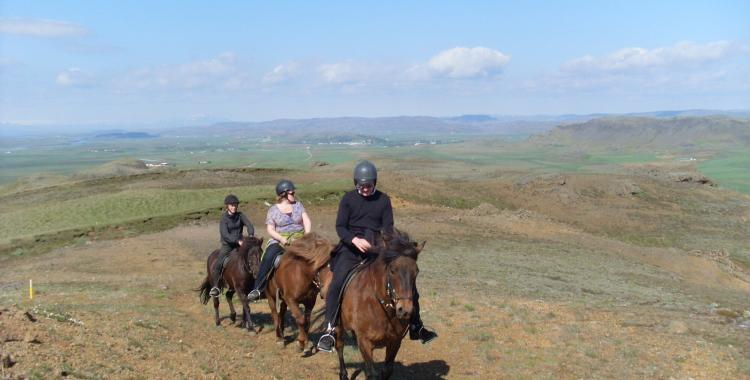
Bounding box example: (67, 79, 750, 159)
(226, 290, 237, 323)
(212, 294, 221, 326)
(286, 299, 308, 354)
(267, 294, 284, 345)
(382, 340, 402, 380)
(336, 329, 348, 380)
(239, 292, 258, 335)
(357, 338, 377, 380)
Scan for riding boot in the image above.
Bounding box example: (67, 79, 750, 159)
(408, 288, 437, 344)
(409, 323, 438, 344)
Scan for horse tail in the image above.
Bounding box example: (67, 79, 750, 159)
(197, 275, 211, 305)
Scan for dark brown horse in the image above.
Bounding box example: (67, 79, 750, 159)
(265, 232, 333, 355)
(198, 235, 263, 333)
(334, 229, 425, 380)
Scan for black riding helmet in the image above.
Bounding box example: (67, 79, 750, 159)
(224, 194, 240, 205)
(275, 179, 296, 196)
(353, 160, 377, 186)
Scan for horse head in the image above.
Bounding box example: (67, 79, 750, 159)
(379, 229, 426, 321)
(238, 235, 264, 275)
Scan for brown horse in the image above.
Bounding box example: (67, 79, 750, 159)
(265, 232, 333, 355)
(334, 229, 425, 380)
(198, 235, 263, 333)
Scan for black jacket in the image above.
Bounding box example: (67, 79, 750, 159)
(220, 211, 254, 246)
(335, 189, 394, 246)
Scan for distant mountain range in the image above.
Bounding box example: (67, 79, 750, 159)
(2, 110, 748, 140)
(529, 116, 750, 150)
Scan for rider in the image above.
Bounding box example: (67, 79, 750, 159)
(209, 194, 255, 298)
(248, 179, 311, 301)
(317, 160, 437, 353)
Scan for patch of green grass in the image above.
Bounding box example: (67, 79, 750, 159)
(699, 150, 750, 195)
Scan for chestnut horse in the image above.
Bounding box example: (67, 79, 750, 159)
(265, 232, 333, 355)
(334, 229, 425, 380)
(198, 236, 263, 333)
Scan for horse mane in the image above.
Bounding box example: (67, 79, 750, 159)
(377, 228, 420, 263)
(284, 232, 333, 272)
(237, 236, 263, 275)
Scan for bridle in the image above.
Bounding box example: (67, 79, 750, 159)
(376, 260, 414, 337)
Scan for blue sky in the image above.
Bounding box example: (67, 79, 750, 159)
(1, 1, 748, 127)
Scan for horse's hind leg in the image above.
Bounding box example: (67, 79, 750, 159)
(226, 290, 236, 323)
(382, 340, 402, 380)
(212, 295, 221, 326)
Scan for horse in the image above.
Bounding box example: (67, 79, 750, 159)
(265, 232, 333, 355)
(197, 235, 263, 333)
(334, 229, 425, 380)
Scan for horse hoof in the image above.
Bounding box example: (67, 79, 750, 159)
(230, 313, 237, 322)
(296, 343, 304, 353)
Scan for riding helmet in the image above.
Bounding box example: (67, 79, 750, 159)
(353, 160, 377, 186)
(224, 194, 240, 205)
(275, 179, 296, 196)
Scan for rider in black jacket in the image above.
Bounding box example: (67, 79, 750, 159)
(209, 194, 255, 297)
(317, 161, 437, 353)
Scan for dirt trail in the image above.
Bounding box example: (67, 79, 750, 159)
(1, 221, 749, 379)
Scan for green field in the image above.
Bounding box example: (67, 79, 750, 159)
(699, 151, 750, 195)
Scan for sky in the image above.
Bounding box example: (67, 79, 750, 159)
(1, 1, 749, 128)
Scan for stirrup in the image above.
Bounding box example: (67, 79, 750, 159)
(248, 289, 261, 301)
(317, 332, 336, 353)
(209, 287, 221, 298)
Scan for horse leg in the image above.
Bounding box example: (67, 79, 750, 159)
(226, 290, 237, 323)
(277, 301, 288, 346)
(382, 340, 402, 380)
(239, 292, 258, 335)
(303, 299, 315, 355)
(286, 300, 308, 354)
(357, 338, 378, 380)
(336, 330, 348, 380)
(267, 295, 284, 345)
(212, 293, 221, 326)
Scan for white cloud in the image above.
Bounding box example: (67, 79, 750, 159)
(262, 61, 301, 84)
(317, 61, 379, 84)
(115, 52, 250, 90)
(0, 18, 87, 38)
(424, 46, 510, 78)
(56, 68, 95, 87)
(563, 41, 739, 73)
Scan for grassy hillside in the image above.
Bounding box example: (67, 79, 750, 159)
(530, 116, 750, 151)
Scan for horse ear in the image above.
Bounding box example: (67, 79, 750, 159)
(415, 241, 426, 254)
(259, 237, 264, 244)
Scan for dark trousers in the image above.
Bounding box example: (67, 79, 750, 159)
(324, 243, 422, 327)
(212, 243, 237, 287)
(253, 242, 284, 291)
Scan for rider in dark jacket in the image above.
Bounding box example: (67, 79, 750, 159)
(209, 194, 255, 297)
(317, 161, 437, 353)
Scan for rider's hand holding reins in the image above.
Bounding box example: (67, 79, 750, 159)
(352, 237, 371, 253)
